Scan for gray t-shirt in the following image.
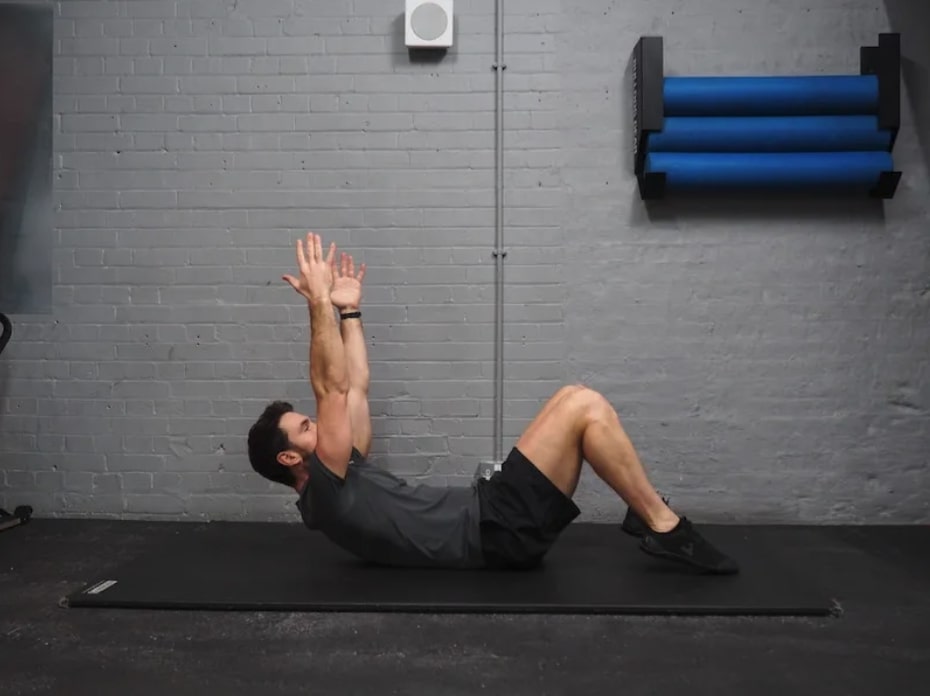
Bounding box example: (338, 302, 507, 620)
(297, 447, 485, 569)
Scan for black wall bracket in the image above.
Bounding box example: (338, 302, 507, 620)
(861, 32, 902, 198)
(632, 36, 666, 200)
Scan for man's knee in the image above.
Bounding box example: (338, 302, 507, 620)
(556, 383, 613, 424)
(555, 383, 587, 398)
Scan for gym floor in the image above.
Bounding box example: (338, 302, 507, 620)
(2, 520, 928, 696)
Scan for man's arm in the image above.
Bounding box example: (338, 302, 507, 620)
(339, 308, 372, 458)
(330, 252, 372, 459)
(308, 305, 352, 479)
(284, 234, 353, 478)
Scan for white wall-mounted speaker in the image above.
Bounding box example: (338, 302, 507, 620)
(405, 0, 453, 48)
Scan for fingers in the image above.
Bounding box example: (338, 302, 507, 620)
(282, 274, 299, 291)
(296, 238, 309, 275)
(305, 232, 336, 266)
(333, 250, 363, 280)
(297, 233, 364, 282)
(300, 232, 330, 264)
(304, 231, 315, 262)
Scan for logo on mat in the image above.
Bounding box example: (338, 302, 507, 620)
(85, 580, 118, 595)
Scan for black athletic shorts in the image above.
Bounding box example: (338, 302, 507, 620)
(476, 447, 581, 569)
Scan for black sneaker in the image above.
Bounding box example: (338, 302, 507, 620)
(639, 517, 739, 575)
(621, 497, 670, 538)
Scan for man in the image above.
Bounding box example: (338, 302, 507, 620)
(248, 233, 738, 574)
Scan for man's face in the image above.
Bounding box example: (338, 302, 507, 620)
(276, 411, 318, 468)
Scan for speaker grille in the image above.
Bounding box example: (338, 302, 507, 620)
(410, 2, 448, 41)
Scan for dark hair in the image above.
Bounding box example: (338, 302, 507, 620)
(248, 400, 298, 487)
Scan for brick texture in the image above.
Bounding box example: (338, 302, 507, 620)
(0, 0, 927, 523)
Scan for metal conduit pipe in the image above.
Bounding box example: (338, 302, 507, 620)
(491, 0, 506, 464)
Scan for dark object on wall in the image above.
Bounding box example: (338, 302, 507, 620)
(632, 36, 666, 198)
(632, 34, 902, 200)
(0, 311, 10, 355)
(0, 311, 31, 534)
(0, 3, 54, 314)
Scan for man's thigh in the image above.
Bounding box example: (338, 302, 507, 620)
(478, 447, 581, 569)
(513, 384, 593, 497)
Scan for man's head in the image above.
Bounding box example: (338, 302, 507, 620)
(247, 401, 318, 488)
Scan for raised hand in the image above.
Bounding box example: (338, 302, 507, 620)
(329, 252, 366, 311)
(282, 232, 336, 303)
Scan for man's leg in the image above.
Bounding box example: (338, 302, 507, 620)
(514, 384, 676, 531)
(514, 383, 738, 573)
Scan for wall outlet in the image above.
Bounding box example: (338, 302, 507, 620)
(474, 461, 501, 481)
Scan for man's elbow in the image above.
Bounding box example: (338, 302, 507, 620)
(312, 374, 350, 396)
(349, 374, 370, 393)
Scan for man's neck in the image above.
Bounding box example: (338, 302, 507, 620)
(292, 464, 310, 493)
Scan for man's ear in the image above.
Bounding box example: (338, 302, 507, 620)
(276, 450, 303, 468)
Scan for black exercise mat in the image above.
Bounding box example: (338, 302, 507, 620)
(64, 522, 836, 616)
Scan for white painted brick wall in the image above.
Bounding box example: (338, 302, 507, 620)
(0, 0, 927, 523)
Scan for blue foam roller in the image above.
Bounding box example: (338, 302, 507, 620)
(647, 116, 892, 153)
(663, 75, 879, 116)
(644, 151, 893, 189)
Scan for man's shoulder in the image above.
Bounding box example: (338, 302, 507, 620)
(308, 444, 366, 470)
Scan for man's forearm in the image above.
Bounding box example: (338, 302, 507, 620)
(309, 298, 349, 395)
(339, 308, 369, 393)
